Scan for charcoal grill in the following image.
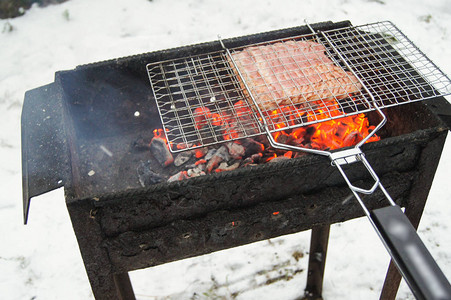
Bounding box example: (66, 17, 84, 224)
(147, 21, 451, 299)
(21, 20, 451, 299)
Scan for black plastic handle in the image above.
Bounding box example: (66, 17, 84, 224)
(371, 205, 451, 300)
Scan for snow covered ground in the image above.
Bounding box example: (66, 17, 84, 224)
(1, 0, 450, 299)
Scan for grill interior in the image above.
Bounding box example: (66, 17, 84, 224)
(44, 20, 447, 201)
(57, 74, 441, 200)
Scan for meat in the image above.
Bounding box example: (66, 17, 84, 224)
(230, 40, 362, 111)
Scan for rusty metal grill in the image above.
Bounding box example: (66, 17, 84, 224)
(147, 21, 451, 152)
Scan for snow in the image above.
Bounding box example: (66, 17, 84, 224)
(1, 0, 450, 299)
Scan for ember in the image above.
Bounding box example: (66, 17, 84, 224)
(149, 99, 379, 181)
(265, 99, 380, 152)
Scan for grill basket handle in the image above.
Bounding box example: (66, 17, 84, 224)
(330, 148, 451, 299)
(372, 205, 451, 300)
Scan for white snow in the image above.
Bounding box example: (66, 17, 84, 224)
(1, 0, 450, 299)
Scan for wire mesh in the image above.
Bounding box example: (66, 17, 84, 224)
(147, 52, 264, 152)
(147, 21, 451, 152)
(227, 34, 373, 133)
(322, 21, 451, 108)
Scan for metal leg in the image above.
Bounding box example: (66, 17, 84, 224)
(304, 225, 331, 299)
(67, 201, 136, 300)
(114, 273, 136, 300)
(380, 261, 402, 300)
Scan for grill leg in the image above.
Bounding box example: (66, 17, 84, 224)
(114, 273, 136, 300)
(67, 201, 136, 300)
(380, 262, 401, 300)
(304, 225, 331, 299)
(85, 271, 136, 300)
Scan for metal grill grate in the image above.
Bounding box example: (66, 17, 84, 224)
(321, 21, 451, 109)
(226, 34, 373, 133)
(147, 21, 451, 152)
(147, 52, 265, 151)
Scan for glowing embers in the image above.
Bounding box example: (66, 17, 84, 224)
(266, 101, 380, 154)
(148, 99, 380, 182)
(191, 100, 258, 142)
(150, 129, 173, 167)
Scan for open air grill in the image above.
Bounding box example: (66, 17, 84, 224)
(146, 20, 451, 299)
(147, 21, 451, 152)
(21, 20, 451, 299)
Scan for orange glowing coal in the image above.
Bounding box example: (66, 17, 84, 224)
(193, 107, 223, 129)
(192, 105, 243, 141)
(162, 99, 379, 163)
(153, 128, 173, 148)
(153, 128, 166, 139)
(264, 100, 380, 159)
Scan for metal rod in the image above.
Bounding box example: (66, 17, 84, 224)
(380, 21, 451, 94)
(305, 225, 331, 299)
(219, 36, 270, 129)
(319, 30, 388, 148)
(304, 19, 316, 34)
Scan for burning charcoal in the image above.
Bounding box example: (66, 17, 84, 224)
(268, 156, 290, 163)
(206, 154, 222, 173)
(206, 145, 229, 173)
(216, 145, 230, 160)
(175, 142, 193, 151)
(242, 138, 265, 157)
(254, 134, 270, 146)
(193, 107, 211, 129)
(215, 161, 240, 173)
(193, 147, 209, 159)
(241, 157, 254, 166)
(187, 167, 206, 177)
(195, 161, 207, 172)
(225, 142, 245, 160)
(241, 157, 259, 168)
(246, 163, 258, 168)
(204, 148, 217, 161)
(195, 159, 207, 166)
(263, 148, 278, 157)
(283, 151, 293, 159)
(167, 171, 189, 182)
(136, 160, 165, 187)
(187, 168, 195, 177)
(174, 151, 192, 167)
(251, 152, 263, 163)
(290, 137, 305, 147)
(343, 131, 360, 148)
(275, 132, 292, 145)
(294, 151, 308, 158)
(150, 137, 174, 167)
